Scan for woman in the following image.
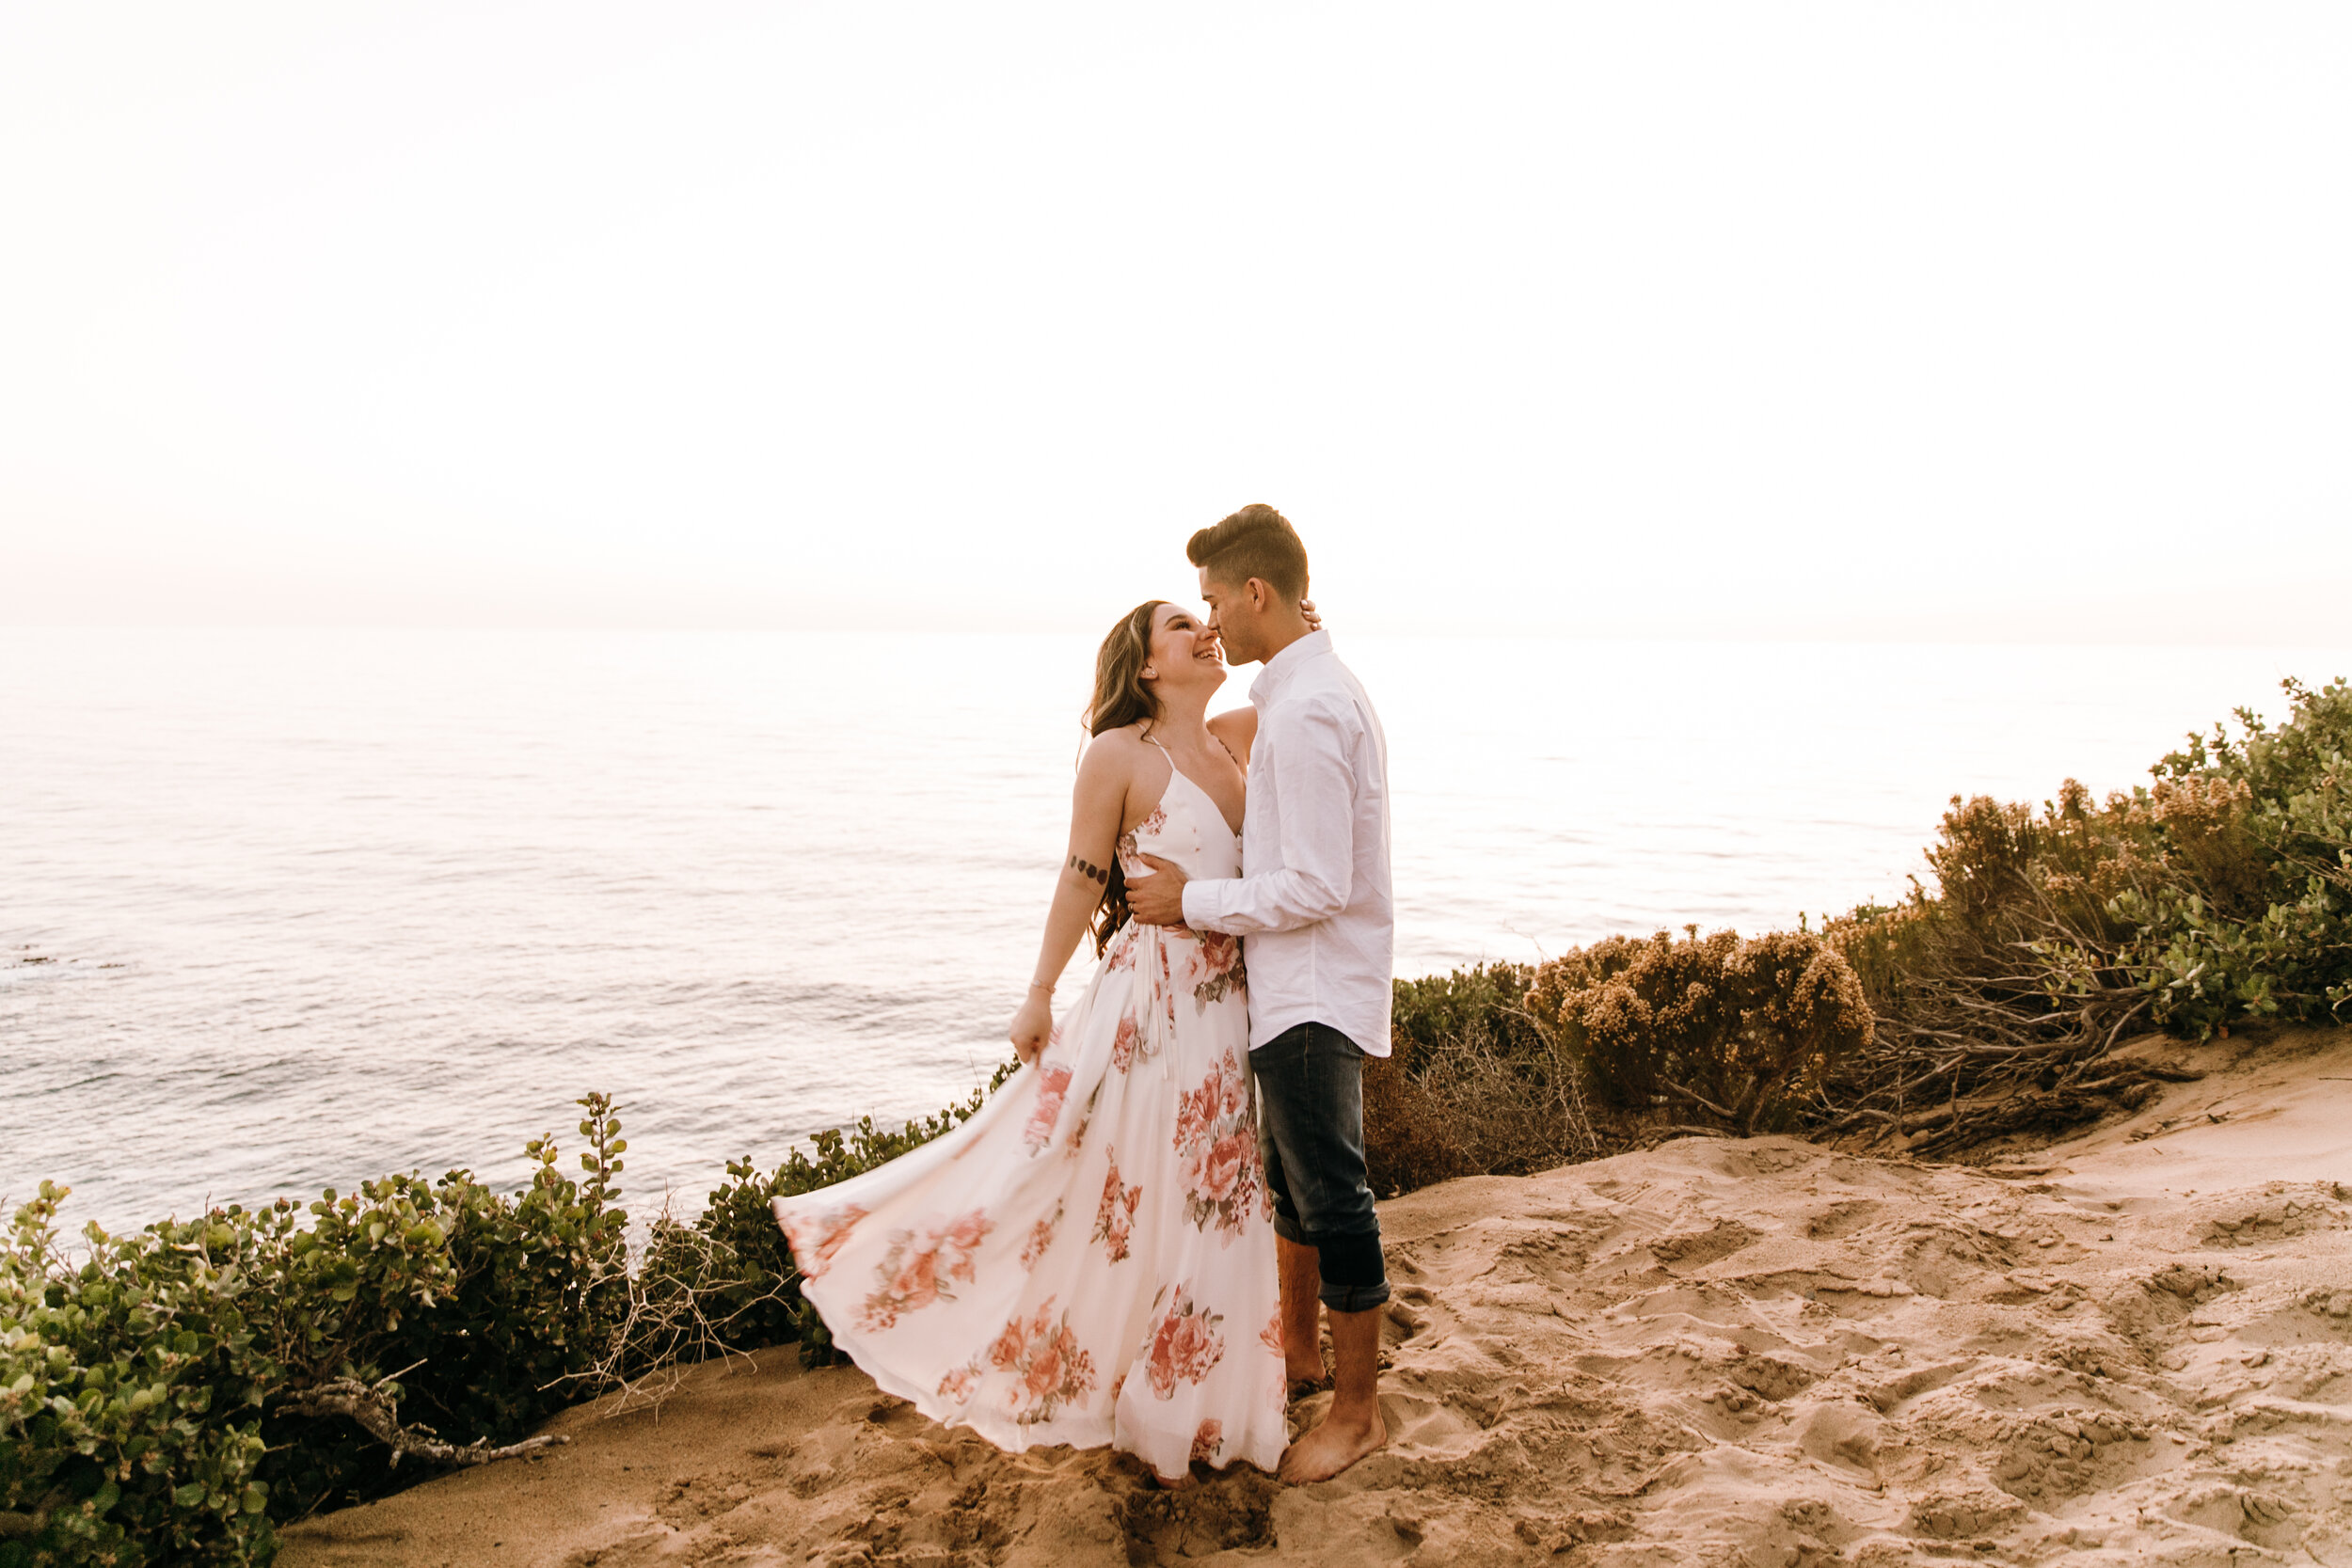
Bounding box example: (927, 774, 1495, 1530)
(773, 600, 1287, 1482)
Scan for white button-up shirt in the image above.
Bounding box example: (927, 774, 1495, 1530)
(1181, 630, 1394, 1055)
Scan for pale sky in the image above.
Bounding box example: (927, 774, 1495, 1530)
(3, 4, 2347, 641)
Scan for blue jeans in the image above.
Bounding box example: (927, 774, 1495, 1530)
(1251, 1022, 1390, 1313)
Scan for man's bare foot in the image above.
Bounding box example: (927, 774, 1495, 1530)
(1278, 1404, 1386, 1484)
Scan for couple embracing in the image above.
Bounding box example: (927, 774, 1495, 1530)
(774, 504, 1394, 1486)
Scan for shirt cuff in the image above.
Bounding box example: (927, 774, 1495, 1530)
(1180, 878, 1227, 931)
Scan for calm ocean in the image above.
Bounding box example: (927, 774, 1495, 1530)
(5, 628, 2345, 1235)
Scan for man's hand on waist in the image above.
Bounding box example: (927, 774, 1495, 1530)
(1126, 854, 1191, 928)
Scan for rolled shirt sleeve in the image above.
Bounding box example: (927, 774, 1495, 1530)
(1182, 697, 1358, 936)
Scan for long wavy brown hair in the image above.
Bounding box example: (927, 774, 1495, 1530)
(1083, 600, 1168, 954)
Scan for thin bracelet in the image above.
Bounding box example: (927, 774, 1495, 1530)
(1028, 981, 1056, 993)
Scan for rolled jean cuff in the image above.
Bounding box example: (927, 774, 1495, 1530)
(1312, 1228, 1390, 1314)
(1321, 1276, 1392, 1313)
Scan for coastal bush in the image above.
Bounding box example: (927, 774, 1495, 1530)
(1, 1099, 628, 1565)
(1389, 962, 1542, 1077)
(0, 1072, 1014, 1566)
(2122, 676, 2352, 1032)
(1819, 676, 2352, 1139)
(1360, 1056, 1475, 1196)
(1526, 928, 1871, 1135)
(1368, 963, 1605, 1195)
(1, 1182, 276, 1567)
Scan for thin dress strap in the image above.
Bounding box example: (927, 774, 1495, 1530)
(1137, 731, 1178, 812)
(1148, 729, 1242, 772)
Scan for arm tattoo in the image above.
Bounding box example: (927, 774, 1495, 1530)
(1068, 854, 1110, 886)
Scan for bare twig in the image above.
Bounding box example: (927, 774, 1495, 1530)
(548, 1192, 792, 1420)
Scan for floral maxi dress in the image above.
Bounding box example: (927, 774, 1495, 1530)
(772, 761, 1285, 1479)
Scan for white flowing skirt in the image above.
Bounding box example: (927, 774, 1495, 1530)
(773, 921, 1285, 1479)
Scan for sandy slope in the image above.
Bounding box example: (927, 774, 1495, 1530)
(282, 1027, 2352, 1568)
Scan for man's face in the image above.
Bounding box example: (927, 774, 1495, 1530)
(1198, 568, 1258, 665)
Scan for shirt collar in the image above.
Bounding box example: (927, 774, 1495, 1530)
(1248, 628, 1331, 706)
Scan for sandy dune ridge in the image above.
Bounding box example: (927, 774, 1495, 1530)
(284, 1028, 2352, 1567)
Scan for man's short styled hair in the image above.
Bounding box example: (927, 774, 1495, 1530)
(1186, 503, 1310, 601)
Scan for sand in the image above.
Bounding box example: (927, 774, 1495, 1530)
(281, 1026, 2352, 1567)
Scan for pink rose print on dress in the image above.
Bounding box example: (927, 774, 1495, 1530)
(1020, 1200, 1063, 1271)
(1091, 1152, 1141, 1263)
(1192, 929, 1247, 1008)
(1172, 1049, 1263, 1239)
(1190, 1419, 1224, 1465)
(1021, 1063, 1073, 1153)
(1144, 1286, 1227, 1400)
(936, 1361, 982, 1403)
(1260, 1307, 1285, 1358)
(778, 1202, 866, 1281)
(986, 1296, 1098, 1426)
(1109, 1009, 1145, 1073)
(856, 1209, 992, 1333)
(1115, 805, 1168, 871)
(1196, 1134, 1248, 1204)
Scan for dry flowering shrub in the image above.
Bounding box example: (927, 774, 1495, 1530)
(2146, 775, 2266, 911)
(1527, 928, 1869, 1136)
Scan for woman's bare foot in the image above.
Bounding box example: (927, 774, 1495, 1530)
(1278, 1403, 1386, 1484)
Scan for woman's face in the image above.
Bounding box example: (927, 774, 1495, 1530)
(1145, 602, 1226, 694)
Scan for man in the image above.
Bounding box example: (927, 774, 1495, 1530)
(1124, 502, 1393, 1484)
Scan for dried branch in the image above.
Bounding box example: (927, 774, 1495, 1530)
(0, 1501, 59, 1539)
(278, 1377, 568, 1469)
(549, 1192, 793, 1419)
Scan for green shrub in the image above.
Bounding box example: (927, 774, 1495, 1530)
(1389, 962, 1540, 1077)
(263, 1107, 629, 1517)
(1, 1070, 1016, 1566)
(1, 1099, 628, 1565)
(1815, 677, 2350, 1134)
(1529, 928, 1871, 1135)
(1837, 678, 2350, 1037)
(2119, 675, 2352, 1034)
(1, 1182, 276, 1566)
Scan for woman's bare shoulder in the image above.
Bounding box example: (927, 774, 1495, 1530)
(1207, 705, 1258, 763)
(1077, 722, 1152, 780)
